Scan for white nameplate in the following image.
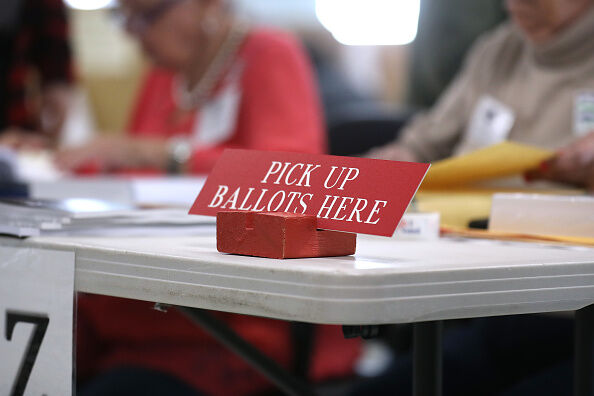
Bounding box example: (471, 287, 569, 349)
(394, 212, 440, 240)
(0, 246, 75, 395)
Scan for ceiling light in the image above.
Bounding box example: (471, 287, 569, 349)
(63, 0, 116, 11)
(315, 0, 420, 46)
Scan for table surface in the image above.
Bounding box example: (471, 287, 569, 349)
(3, 234, 594, 325)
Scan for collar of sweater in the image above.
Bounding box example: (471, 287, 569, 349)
(527, 5, 594, 68)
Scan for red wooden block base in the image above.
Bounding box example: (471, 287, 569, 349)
(217, 211, 356, 259)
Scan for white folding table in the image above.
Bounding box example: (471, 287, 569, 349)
(2, 234, 593, 396)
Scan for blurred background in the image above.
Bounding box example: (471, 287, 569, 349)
(65, 0, 506, 153)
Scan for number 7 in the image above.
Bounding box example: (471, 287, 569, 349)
(5, 311, 50, 396)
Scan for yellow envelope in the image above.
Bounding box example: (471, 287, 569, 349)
(415, 191, 494, 228)
(421, 142, 554, 189)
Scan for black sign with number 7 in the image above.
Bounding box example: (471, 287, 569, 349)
(5, 311, 50, 396)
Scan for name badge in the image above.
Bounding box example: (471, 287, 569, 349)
(192, 81, 242, 147)
(574, 91, 594, 137)
(459, 95, 515, 154)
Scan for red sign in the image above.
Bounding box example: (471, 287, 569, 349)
(189, 149, 429, 236)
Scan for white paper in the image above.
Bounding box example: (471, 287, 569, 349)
(131, 177, 206, 208)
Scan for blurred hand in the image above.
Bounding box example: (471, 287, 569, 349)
(0, 128, 50, 150)
(525, 131, 594, 192)
(365, 143, 418, 162)
(55, 135, 169, 173)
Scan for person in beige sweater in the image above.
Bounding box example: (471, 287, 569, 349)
(349, 2, 594, 395)
(370, 0, 594, 163)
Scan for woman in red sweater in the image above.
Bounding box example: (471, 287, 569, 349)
(64, 1, 359, 395)
(57, 0, 326, 173)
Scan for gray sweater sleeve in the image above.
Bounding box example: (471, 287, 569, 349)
(397, 23, 514, 162)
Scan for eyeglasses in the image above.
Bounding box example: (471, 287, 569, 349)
(112, 0, 184, 35)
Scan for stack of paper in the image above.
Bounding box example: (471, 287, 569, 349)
(0, 198, 96, 236)
(413, 142, 580, 229)
(30, 176, 206, 208)
(0, 198, 214, 237)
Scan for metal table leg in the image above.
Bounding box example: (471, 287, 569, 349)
(291, 322, 315, 379)
(575, 304, 594, 396)
(177, 306, 317, 396)
(413, 320, 442, 396)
